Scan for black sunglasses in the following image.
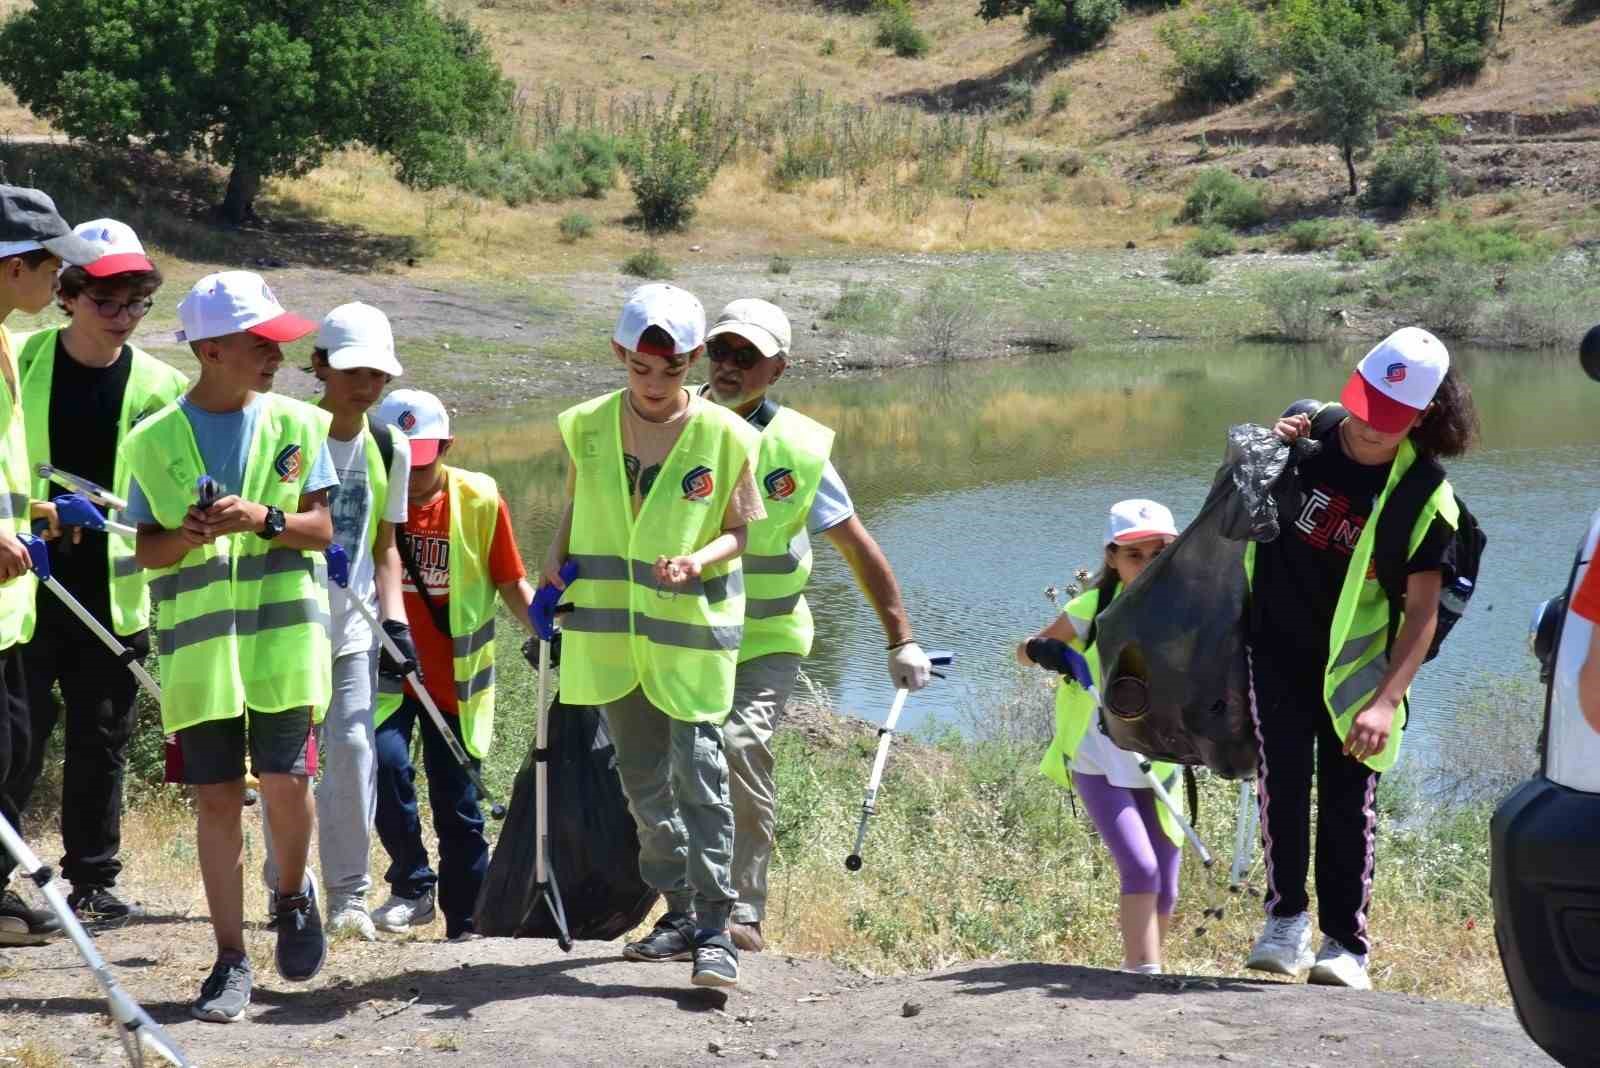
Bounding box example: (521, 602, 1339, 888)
(706, 335, 768, 370)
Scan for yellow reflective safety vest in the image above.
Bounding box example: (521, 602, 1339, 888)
(0, 326, 34, 651)
(374, 466, 502, 759)
(558, 391, 759, 722)
(18, 327, 187, 636)
(741, 404, 835, 663)
(1245, 436, 1458, 772)
(122, 394, 333, 732)
(1039, 584, 1184, 848)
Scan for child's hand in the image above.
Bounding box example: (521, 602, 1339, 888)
(654, 554, 701, 589)
(0, 531, 30, 581)
(1274, 413, 1312, 443)
(202, 495, 268, 537)
(1344, 697, 1397, 763)
(539, 556, 569, 591)
(182, 506, 215, 546)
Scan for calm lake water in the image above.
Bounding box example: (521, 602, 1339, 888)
(455, 344, 1600, 768)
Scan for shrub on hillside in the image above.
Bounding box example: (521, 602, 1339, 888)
(977, 0, 1123, 52)
(1256, 269, 1339, 340)
(621, 247, 672, 278)
(1270, 0, 1411, 73)
(1179, 168, 1267, 229)
(1490, 254, 1600, 349)
(1361, 123, 1450, 214)
(1187, 226, 1237, 257)
(557, 212, 595, 242)
(1423, 0, 1494, 83)
(1165, 250, 1213, 284)
(1283, 219, 1331, 251)
(622, 82, 737, 231)
(1157, 0, 1273, 107)
(875, 0, 930, 57)
(457, 130, 620, 206)
(908, 277, 991, 363)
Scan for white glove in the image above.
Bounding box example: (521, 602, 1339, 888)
(888, 642, 932, 692)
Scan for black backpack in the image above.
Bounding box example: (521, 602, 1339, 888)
(1305, 403, 1485, 662)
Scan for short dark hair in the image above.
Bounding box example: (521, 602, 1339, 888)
(0, 248, 55, 269)
(57, 264, 164, 313)
(1409, 366, 1480, 459)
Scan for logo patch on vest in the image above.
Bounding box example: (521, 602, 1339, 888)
(764, 468, 797, 502)
(273, 444, 303, 484)
(681, 465, 715, 503)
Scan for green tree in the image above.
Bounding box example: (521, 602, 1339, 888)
(1158, 0, 1274, 106)
(1291, 39, 1410, 197)
(977, 0, 1123, 51)
(0, 0, 512, 223)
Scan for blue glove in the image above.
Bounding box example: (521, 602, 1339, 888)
(530, 560, 578, 641)
(52, 493, 107, 531)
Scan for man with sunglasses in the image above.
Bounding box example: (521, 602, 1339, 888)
(700, 298, 931, 953)
(2, 219, 185, 928)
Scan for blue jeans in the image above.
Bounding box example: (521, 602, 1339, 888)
(373, 696, 486, 938)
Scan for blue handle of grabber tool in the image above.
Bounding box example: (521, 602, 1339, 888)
(325, 544, 350, 590)
(1056, 644, 1097, 693)
(52, 493, 107, 532)
(530, 560, 579, 641)
(18, 532, 51, 581)
(195, 475, 220, 509)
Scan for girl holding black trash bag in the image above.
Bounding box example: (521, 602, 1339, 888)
(1243, 327, 1478, 990)
(1016, 499, 1185, 975)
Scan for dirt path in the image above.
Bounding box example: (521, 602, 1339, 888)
(0, 920, 1548, 1067)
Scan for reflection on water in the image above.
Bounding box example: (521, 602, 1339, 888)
(455, 344, 1600, 770)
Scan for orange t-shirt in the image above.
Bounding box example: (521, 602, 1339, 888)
(399, 491, 526, 715)
(1573, 552, 1600, 625)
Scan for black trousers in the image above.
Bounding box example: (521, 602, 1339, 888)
(0, 606, 145, 889)
(1248, 646, 1382, 957)
(0, 645, 27, 861)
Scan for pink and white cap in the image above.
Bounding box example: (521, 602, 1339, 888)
(1340, 327, 1450, 434)
(614, 283, 706, 357)
(73, 218, 154, 277)
(1106, 499, 1178, 546)
(175, 271, 314, 344)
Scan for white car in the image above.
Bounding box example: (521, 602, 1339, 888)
(1492, 332, 1600, 1068)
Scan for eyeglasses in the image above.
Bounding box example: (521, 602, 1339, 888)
(89, 297, 154, 320)
(706, 335, 768, 370)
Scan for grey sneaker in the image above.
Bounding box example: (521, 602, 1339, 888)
(623, 912, 696, 962)
(1245, 911, 1315, 976)
(191, 957, 253, 1023)
(373, 890, 436, 934)
(270, 881, 326, 982)
(326, 895, 377, 941)
(690, 932, 740, 988)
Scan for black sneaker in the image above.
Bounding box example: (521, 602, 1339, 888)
(690, 931, 739, 988)
(0, 888, 61, 945)
(623, 911, 696, 962)
(191, 956, 253, 1023)
(269, 881, 326, 982)
(69, 886, 145, 929)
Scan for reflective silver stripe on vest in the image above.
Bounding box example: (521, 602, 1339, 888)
(567, 552, 743, 604)
(149, 555, 233, 604)
(746, 592, 803, 620)
(0, 492, 26, 521)
(1332, 626, 1385, 671)
(744, 532, 811, 576)
(113, 555, 143, 578)
(236, 550, 319, 583)
(565, 606, 741, 652)
(156, 599, 329, 655)
(453, 618, 496, 659)
(455, 662, 495, 704)
(568, 553, 630, 582)
(1331, 650, 1392, 716)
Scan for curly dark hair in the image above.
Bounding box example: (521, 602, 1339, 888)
(1408, 366, 1479, 459)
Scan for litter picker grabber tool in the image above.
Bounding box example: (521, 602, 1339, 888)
(34, 492, 138, 538)
(37, 462, 129, 512)
(324, 545, 506, 819)
(0, 812, 192, 1067)
(525, 560, 579, 951)
(845, 651, 954, 872)
(18, 534, 160, 701)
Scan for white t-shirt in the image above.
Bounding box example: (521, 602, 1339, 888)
(1064, 608, 1151, 789)
(326, 428, 411, 657)
(808, 460, 855, 536)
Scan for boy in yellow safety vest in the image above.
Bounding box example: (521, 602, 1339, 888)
(542, 284, 765, 988)
(0, 185, 106, 948)
(370, 387, 534, 941)
(696, 298, 931, 954)
(124, 271, 338, 1023)
(3, 219, 185, 932)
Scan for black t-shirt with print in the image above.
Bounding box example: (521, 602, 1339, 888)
(1253, 422, 1452, 659)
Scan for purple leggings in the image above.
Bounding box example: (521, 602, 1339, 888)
(1073, 771, 1182, 915)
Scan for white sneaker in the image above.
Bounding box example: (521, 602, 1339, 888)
(372, 890, 436, 934)
(1308, 937, 1372, 990)
(1245, 911, 1315, 976)
(326, 896, 378, 941)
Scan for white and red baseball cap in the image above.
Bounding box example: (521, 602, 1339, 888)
(175, 271, 315, 344)
(1340, 327, 1450, 434)
(72, 218, 154, 277)
(376, 388, 450, 465)
(317, 302, 403, 377)
(614, 283, 706, 356)
(1106, 499, 1178, 546)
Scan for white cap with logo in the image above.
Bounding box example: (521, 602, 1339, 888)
(705, 298, 792, 358)
(175, 270, 315, 344)
(1341, 326, 1450, 434)
(375, 388, 450, 466)
(614, 283, 706, 356)
(73, 218, 154, 277)
(1106, 499, 1179, 546)
(317, 302, 403, 377)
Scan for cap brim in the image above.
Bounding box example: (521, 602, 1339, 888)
(40, 232, 104, 267)
(247, 312, 317, 343)
(1339, 370, 1421, 435)
(327, 347, 404, 377)
(407, 438, 443, 465)
(705, 321, 783, 357)
(83, 252, 154, 277)
(1111, 528, 1176, 545)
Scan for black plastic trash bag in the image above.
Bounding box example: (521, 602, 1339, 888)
(475, 697, 658, 940)
(1092, 424, 1316, 778)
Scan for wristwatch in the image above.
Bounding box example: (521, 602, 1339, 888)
(258, 505, 286, 541)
